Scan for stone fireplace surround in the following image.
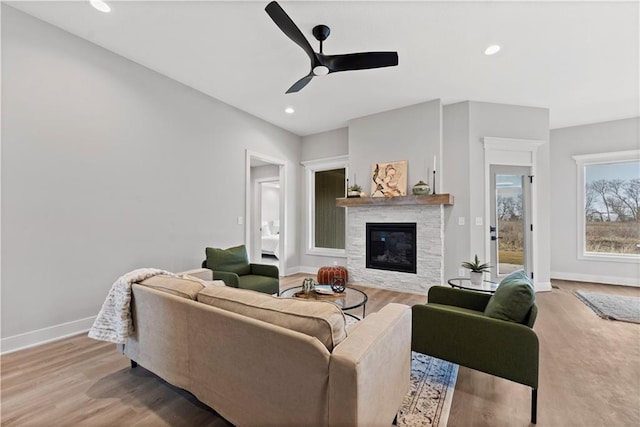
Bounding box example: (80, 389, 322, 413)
(345, 203, 444, 295)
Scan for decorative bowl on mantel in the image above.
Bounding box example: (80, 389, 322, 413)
(412, 180, 431, 195)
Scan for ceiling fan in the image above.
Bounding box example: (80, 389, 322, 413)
(265, 1, 399, 94)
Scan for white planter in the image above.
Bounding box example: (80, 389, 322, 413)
(469, 271, 483, 286)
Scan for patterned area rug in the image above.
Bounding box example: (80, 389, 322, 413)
(574, 290, 640, 324)
(398, 352, 459, 427)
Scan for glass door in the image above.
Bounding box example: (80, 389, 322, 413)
(489, 165, 532, 281)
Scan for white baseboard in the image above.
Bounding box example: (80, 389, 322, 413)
(551, 271, 640, 287)
(0, 315, 96, 355)
(535, 281, 553, 292)
(285, 265, 318, 276)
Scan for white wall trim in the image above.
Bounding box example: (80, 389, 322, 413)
(302, 155, 349, 256)
(551, 271, 640, 287)
(1, 316, 96, 355)
(290, 265, 320, 276)
(572, 149, 640, 164)
(245, 150, 287, 273)
(300, 155, 350, 169)
(483, 137, 546, 152)
(535, 281, 553, 292)
(572, 149, 640, 262)
(482, 136, 547, 291)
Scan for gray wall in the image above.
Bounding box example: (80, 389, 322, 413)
(443, 101, 550, 288)
(550, 117, 640, 285)
(442, 102, 471, 281)
(349, 100, 442, 194)
(1, 7, 300, 349)
(301, 128, 348, 163)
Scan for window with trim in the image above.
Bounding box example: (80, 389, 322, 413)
(303, 156, 348, 256)
(574, 150, 640, 259)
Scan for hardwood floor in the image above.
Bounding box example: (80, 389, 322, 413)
(1, 276, 638, 426)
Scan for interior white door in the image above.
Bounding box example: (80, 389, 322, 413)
(489, 165, 533, 281)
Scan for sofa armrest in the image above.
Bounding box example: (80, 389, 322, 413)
(211, 271, 240, 287)
(250, 263, 279, 278)
(178, 268, 213, 281)
(428, 286, 492, 311)
(412, 304, 539, 388)
(329, 303, 412, 426)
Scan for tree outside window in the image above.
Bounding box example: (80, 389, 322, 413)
(583, 161, 640, 255)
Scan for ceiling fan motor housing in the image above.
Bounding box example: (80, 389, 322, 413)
(312, 25, 330, 42)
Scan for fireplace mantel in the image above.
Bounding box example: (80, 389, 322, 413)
(336, 194, 453, 207)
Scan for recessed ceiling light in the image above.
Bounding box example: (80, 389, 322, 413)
(285, 107, 295, 114)
(484, 45, 501, 56)
(90, 0, 111, 13)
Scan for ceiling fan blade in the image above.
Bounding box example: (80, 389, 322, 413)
(286, 72, 314, 94)
(321, 52, 399, 73)
(265, 1, 316, 64)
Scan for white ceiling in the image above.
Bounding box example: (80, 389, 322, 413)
(7, 0, 639, 136)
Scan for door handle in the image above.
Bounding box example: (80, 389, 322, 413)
(489, 225, 501, 241)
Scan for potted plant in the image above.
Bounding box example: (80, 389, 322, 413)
(347, 184, 362, 198)
(461, 254, 492, 285)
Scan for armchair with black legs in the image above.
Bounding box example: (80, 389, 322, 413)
(412, 270, 539, 424)
(202, 245, 279, 295)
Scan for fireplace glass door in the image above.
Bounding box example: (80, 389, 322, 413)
(366, 223, 417, 274)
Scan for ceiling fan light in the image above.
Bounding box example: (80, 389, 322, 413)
(313, 65, 329, 76)
(484, 45, 501, 55)
(90, 1, 111, 13)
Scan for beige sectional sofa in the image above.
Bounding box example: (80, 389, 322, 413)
(118, 268, 411, 427)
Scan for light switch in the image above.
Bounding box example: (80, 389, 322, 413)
(237, 216, 243, 225)
(475, 217, 483, 226)
(458, 217, 465, 226)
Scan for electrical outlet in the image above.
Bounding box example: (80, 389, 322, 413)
(475, 217, 483, 226)
(458, 217, 465, 226)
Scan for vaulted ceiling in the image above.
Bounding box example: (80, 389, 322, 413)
(8, 0, 639, 136)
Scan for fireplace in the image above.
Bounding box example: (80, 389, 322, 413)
(366, 222, 417, 274)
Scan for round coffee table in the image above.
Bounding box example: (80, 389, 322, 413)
(447, 277, 499, 293)
(280, 285, 368, 317)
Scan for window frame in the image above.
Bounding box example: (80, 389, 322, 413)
(573, 149, 640, 262)
(302, 156, 349, 257)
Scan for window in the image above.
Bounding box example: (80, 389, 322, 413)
(302, 156, 348, 256)
(573, 150, 640, 260)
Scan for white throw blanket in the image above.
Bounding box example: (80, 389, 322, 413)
(88, 268, 177, 344)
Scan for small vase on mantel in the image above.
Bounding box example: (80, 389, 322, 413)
(412, 180, 431, 195)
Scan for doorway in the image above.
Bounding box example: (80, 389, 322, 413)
(258, 179, 280, 267)
(245, 151, 286, 274)
(489, 165, 532, 281)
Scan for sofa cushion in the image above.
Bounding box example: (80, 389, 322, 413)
(139, 274, 205, 300)
(181, 274, 226, 289)
(484, 269, 535, 323)
(197, 286, 347, 351)
(206, 245, 251, 276)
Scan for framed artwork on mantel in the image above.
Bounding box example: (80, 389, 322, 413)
(371, 160, 408, 197)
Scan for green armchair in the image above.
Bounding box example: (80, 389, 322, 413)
(412, 285, 539, 423)
(202, 245, 279, 295)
